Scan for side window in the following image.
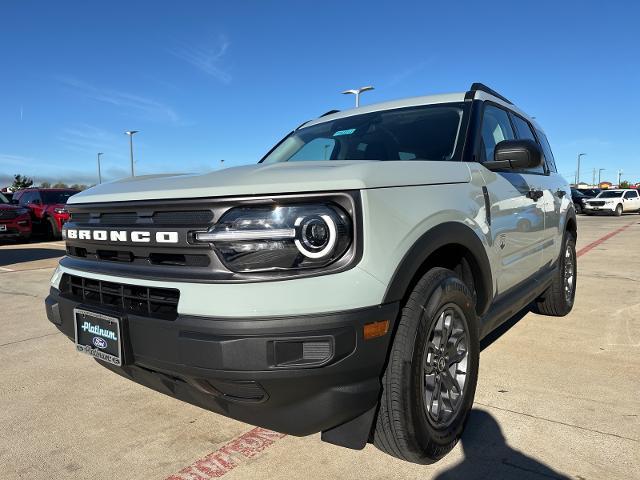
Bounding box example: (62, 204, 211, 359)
(480, 105, 515, 162)
(535, 129, 558, 173)
(624, 191, 638, 199)
(288, 138, 336, 162)
(510, 114, 545, 174)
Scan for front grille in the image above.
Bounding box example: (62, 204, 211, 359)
(70, 210, 213, 226)
(60, 274, 179, 320)
(0, 210, 19, 220)
(589, 201, 605, 207)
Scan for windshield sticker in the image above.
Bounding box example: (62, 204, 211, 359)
(333, 128, 356, 137)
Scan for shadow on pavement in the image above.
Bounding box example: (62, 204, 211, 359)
(435, 410, 570, 479)
(0, 248, 64, 267)
(481, 306, 531, 351)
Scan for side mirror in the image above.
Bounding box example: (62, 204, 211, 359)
(30, 199, 42, 206)
(484, 139, 543, 171)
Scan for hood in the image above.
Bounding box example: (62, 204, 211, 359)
(68, 161, 471, 204)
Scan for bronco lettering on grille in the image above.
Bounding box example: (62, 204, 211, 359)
(64, 228, 179, 243)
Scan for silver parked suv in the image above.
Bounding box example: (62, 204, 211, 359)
(46, 83, 576, 464)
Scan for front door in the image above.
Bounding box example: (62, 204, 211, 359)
(479, 104, 545, 296)
(623, 190, 640, 211)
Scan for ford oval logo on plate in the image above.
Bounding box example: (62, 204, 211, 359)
(93, 337, 108, 349)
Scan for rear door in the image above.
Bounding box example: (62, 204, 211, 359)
(478, 104, 545, 295)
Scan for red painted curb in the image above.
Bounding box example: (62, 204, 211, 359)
(576, 220, 635, 258)
(166, 427, 286, 479)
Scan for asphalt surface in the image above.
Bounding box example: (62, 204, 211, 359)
(0, 215, 638, 479)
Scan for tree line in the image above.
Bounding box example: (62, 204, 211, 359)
(10, 174, 91, 191)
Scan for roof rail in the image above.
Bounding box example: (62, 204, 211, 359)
(465, 83, 512, 105)
(319, 109, 340, 117)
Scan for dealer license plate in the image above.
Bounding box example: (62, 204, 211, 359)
(74, 308, 123, 366)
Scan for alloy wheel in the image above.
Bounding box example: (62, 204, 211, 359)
(422, 304, 469, 427)
(564, 242, 576, 303)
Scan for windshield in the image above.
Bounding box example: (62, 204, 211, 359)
(262, 104, 464, 164)
(597, 191, 623, 198)
(41, 190, 77, 204)
(0, 193, 8, 204)
(578, 188, 600, 196)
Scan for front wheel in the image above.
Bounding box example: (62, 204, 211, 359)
(614, 204, 623, 216)
(575, 203, 583, 214)
(46, 217, 61, 240)
(534, 231, 577, 316)
(373, 268, 479, 464)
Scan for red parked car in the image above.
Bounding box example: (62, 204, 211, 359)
(13, 188, 78, 240)
(0, 192, 32, 242)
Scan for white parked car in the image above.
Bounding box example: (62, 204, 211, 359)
(583, 189, 640, 216)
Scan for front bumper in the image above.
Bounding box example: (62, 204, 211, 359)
(45, 287, 398, 437)
(583, 203, 616, 213)
(0, 217, 31, 237)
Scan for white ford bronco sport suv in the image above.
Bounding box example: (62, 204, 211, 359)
(46, 83, 577, 464)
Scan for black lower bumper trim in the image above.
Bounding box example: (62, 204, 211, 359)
(46, 287, 399, 437)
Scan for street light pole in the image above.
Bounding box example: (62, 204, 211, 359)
(97, 152, 103, 184)
(598, 168, 605, 185)
(341, 86, 374, 107)
(125, 130, 139, 177)
(576, 153, 586, 185)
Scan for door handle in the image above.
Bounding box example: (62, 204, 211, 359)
(527, 189, 544, 201)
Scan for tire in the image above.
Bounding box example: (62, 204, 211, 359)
(373, 268, 480, 464)
(534, 231, 577, 316)
(614, 204, 623, 216)
(46, 217, 61, 240)
(575, 203, 583, 215)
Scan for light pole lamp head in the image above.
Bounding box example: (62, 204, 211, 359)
(341, 86, 374, 107)
(125, 130, 139, 136)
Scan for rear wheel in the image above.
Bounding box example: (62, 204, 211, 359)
(373, 268, 479, 464)
(534, 231, 576, 316)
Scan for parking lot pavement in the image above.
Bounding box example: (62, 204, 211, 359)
(1, 216, 638, 480)
(0, 238, 65, 272)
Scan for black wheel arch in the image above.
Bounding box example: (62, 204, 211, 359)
(383, 222, 494, 317)
(564, 207, 577, 240)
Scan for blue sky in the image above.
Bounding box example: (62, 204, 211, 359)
(1, 0, 639, 186)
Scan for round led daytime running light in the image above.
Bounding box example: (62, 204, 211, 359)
(294, 214, 337, 259)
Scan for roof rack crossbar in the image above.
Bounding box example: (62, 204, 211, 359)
(466, 83, 513, 105)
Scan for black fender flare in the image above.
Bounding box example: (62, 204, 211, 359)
(563, 205, 578, 238)
(382, 222, 494, 316)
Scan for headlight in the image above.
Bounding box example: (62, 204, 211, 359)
(194, 203, 352, 272)
(54, 208, 68, 214)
